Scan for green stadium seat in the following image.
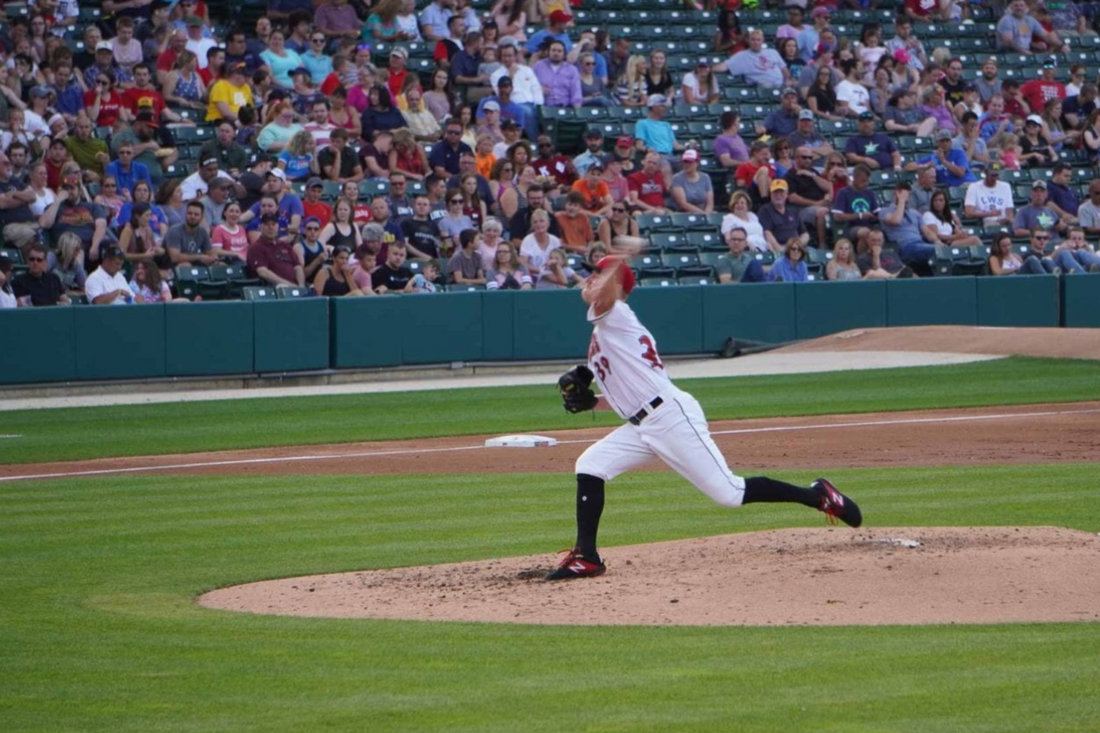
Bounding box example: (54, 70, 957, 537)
(174, 265, 208, 300)
(628, 253, 663, 271)
(447, 283, 486, 291)
(638, 275, 676, 288)
(68, 294, 89, 305)
(0, 247, 24, 264)
(649, 231, 690, 250)
(686, 231, 725, 251)
(276, 285, 310, 298)
(242, 286, 278, 301)
(678, 275, 716, 286)
(662, 250, 702, 271)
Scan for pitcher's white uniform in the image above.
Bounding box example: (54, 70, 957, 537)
(574, 300, 747, 507)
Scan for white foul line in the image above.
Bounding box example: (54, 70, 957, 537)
(2, 406, 1099, 485)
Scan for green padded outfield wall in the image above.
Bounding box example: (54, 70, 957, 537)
(511, 290, 591, 360)
(1062, 273, 1100, 328)
(886, 277, 978, 327)
(481, 291, 515, 360)
(701, 282, 797, 349)
(73, 303, 167, 380)
(399, 291, 483, 364)
(0, 307, 77, 384)
(976, 275, 1060, 327)
(629, 286, 704, 354)
(330, 296, 404, 368)
(166, 301, 254, 377)
(254, 299, 329, 372)
(794, 280, 888, 340)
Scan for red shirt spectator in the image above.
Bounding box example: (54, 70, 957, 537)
(1019, 78, 1065, 116)
(905, 0, 938, 19)
(156, 48, 180, 77)
(247, 234, 301, 283)
(123, 87, 166, 118)
(533, 153, 577, 189)
(303, 200, 333, 228)
(83, 89, 126, 127)
(627, 169, 667, 209)
(734, 159, 775, 189)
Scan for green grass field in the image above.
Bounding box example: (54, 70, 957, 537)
(2, 359, 1099, 732)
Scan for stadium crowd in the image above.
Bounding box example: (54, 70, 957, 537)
(1, 0, 1100, 309)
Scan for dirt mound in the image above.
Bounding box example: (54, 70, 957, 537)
(778, 326, 1100, 361)
(199, 526, 1100, 627)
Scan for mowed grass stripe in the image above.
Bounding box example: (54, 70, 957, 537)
(1, 466, 1098, 730)
(2, 356, 1099, 465)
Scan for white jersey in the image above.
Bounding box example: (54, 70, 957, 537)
(587, 300, 672, 420)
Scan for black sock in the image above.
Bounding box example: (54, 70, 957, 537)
(742, 476, 819, 508)
(575, 473, 605, 559)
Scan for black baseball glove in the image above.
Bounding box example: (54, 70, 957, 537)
(558, 365, 598, 414)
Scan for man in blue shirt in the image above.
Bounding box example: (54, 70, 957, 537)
(634, 95, 680, 157)
(880, 182, 936, 273)
(845, 112, 900, 170)
(105, 142, 152, 197)
(915, 130, 976, 187)
(429, 120, 474, 177)
(526, 10, 574, 55)
(831, 164, 880, 250)
(761, 88, 801, 138)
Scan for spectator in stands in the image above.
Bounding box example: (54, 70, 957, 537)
(438, 188, 476, 253)
(403, 88, 442, 144)
(509, 184, 562, 243)
(372, 240, 415, 293)
(912, 130, 976, 187)
(1062, 83, 1096, 130)
(319, 197, 365, 254)
(572, 162, 612, 216)
(302, 30, 334, 85)
(0, 151, 42, 256)
(166, 200, 217, 266)
(532, 40, 582, 109)
(1021, 227, 1063, 274)
(722, 29, 788, 89)
(964, 163, 1015, 227)
(525, 9, 573, 55)
(295, 216, 329, 283)
(988, 231, 1030, 275)
(85, 244, 140, 305)
(313, 244, 365, 297)
(845, 112, 900, 171)
(974, 57, 1002, 106)
(105, 142, 153, 198)
(836, 59, 871, 118)
(249, 212, 306, 287)
(398, 196, 441, 259)
(242, 170, 304, 245)
(715, 111, 750, 176)
(783, 146, 832, 247)
(832, 164, 880, 250)
(11, 242, 68, 306)
(431, 120, 474, 178)
(199, 121, 249, 177)
(1020, 59, 1066, 119)
(796, 7, 830, 63)
(978, 94, 1015, 149)
(118, 201, 167, 266)
(905, 0, 952, 23)
(787, 110, 835, 162)
(1019, 114, 1058, 168)
(766, 238, 809, 283)
(573, 129, 606, 177)
(804, 61, 841, 124)
(735, 140, 776, 210)
(1077, 179, 1100, 235)
(884, 89, 934, 137)
(627, 151, 669, 214)
(682, 59, 719, 105)
(716, 227, 764, 284)
(41, 170, 109, 262)
(760, 87, 801, 138)
(0, 253, 16, 309)
(492, 45, 543, 136)
(179, 155, 233, 203)
(449, 228, 487, 286)
(1057, 227, 1100, 272)
(669, 150, 713, 215)
(1045, 163, 1080, 221)
(205, 63, 254, 125)
(758, 179, 808, 254)
(369, 197, 407, 250)
(953, 111, 992, 167)
(826, 238, 862, 281)
(721, 190, 767, 251)
(998, 0, 1066, 55)
(1001, 81, 1029, 124)
(535, 247, 581, 289)
(596, 202, 639, 251)
(518, 208, 561, 283)
(1014, 180, 1067, 242)
(921, 189, 982, 248)
(554, 191, 594, 253)
(532, 136, 577, 193)
(485, 240, 533, 290)
(315, 128, 362, 184)
(885, 16, 928, 73)
(63, 117, 109, 185)
(475, 218, 504, 265)
(858, 228, 911, 279)
(879, 182, 937, 273)
(200, 179, 237, 231)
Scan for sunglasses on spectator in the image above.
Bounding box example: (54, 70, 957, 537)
(27, 256, 45, 262)
(798, 154, 814, 159)
(449, 198, 463, 204)
(305, 225, 320, 231)
(1035, 235, 1050, 241)
(312, 37, 326, 43)
(446, 129, 461, 135)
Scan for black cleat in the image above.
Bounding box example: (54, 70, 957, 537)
(813, 478, 863, 528)
(546, 548, 606, 580)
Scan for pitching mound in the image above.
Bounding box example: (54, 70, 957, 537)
(199, 526, 1100, 627)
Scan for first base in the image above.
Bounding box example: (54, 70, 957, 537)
(484, 434, 558, 448)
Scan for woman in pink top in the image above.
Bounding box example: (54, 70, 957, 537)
(211, 202, 249, 261)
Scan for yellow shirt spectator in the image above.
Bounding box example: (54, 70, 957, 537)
(206, 71, 254, 123)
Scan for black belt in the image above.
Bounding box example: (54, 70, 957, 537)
(628, 397, 664, 426)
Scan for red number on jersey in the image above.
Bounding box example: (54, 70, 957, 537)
(592, 356, 612, 381)
(639, 336, 664, 369)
